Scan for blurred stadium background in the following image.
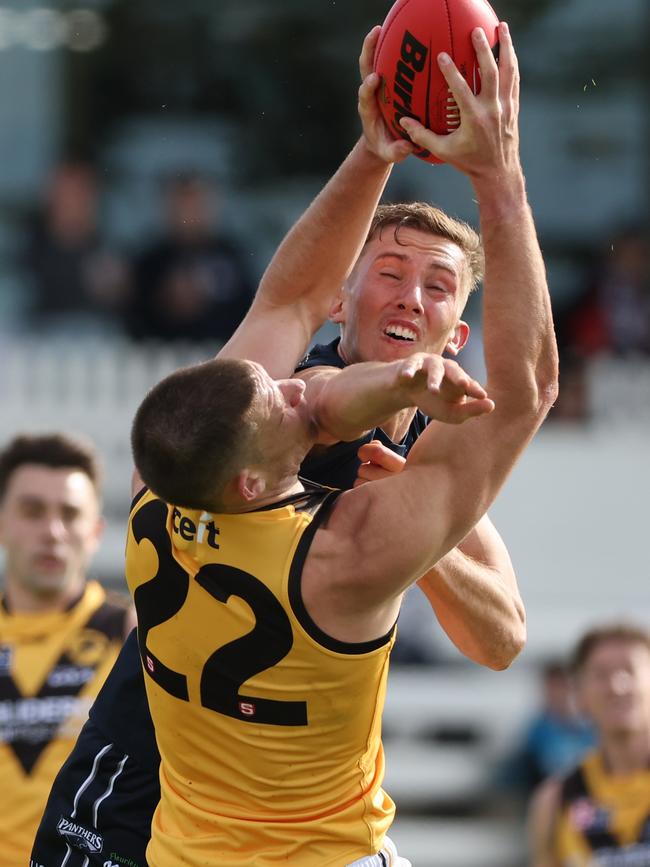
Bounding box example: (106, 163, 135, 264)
(0, 1, 648, 865)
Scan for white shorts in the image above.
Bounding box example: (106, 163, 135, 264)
(346, 836, 412, 867)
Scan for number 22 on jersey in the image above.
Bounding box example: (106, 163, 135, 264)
(129, 498, 308, 726)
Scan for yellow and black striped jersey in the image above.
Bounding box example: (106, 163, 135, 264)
(554, 750, 650, 866)
(125, 484, 397, 867)
(0, 580, 129, 867)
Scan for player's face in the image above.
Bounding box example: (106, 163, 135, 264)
(249, 363, 317, 478)
(334, 227, 470, 365)
(577, 640, 650, 737)
(0, 466, 102, 602)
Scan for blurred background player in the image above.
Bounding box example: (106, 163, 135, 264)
(502, 660, 596, 800)
(528, 623, 650, 867)
(0, 433, 133, 867)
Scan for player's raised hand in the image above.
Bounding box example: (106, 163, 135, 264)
(358, 26, 416, 164)
(354, 440, 406, 487)
(395, 354, 494, 424)
(399, 22, 520, 180)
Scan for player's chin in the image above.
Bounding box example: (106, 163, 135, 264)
(379, 335, 419, 357)
(30, 572, 69, 595)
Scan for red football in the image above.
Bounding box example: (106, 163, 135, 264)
(374, 0, 500, 163)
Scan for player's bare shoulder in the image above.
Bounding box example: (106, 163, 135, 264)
(300, 480, 405, 643)
(302, 482, 396, 603)
(305, 483, 376, 582)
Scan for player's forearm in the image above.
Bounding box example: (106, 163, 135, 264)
(256, 138, 392, 324)
(311, 361, 414, 442)
(476, 172, 559, 420)
(418, 549, 525, 670)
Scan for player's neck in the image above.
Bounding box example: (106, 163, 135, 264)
(601, 729, 650, 776)
(380, 406, 418, 443)
(3, 574, 85, 614)
(233, 478, 305, 513)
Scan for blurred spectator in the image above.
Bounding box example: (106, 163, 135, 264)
(552, 224, 650, 421)
(126, 174, 254, 342)
(557, 224, 650, 359)
(502, 661, 596, 798)
(528, 624, 650, 867)
(21, 161, 131, 334)
(548, 352, 590, 423)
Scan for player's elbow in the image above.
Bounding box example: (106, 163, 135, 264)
(536, 375, 560, 419)
(533, 340, 560, 412)
(483, 617, 527, 671)
(498, 370, 559, 433)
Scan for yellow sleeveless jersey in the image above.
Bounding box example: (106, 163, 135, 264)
(554, 750, 650, 866)
(125, 484, 396, 867)
(0, 580, 128, 867)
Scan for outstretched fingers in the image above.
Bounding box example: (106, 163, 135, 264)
(398, 50, 474, 158)
(398, 354, 445, 392)
(496, 22, 520, 111)
(399, 115, 443, 156)
(471, 28, 499, 103)
(357, 440, 406, 473)
(359, 25, 381, 81)
(358, 25, 416, 163)
(449, 396, 495, 422)
(441, 359, 488, 400)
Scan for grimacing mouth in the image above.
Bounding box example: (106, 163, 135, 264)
(383, 323, 418, 342)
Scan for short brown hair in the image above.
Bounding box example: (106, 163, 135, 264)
(131, 358, 258, 512)
(571, 623, 650, 674)
(365, 202, 484, 294)
(0, 433, 102, 501)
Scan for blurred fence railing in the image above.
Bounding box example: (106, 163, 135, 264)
(585, 355, 650, 426)
(0, 337, 214, 514)
(2, 338, 647, 493)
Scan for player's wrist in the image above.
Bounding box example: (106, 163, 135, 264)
(471, 169, 528, 222)
(354, 136, 394, 169)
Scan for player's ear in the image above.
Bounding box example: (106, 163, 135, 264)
(235, 471, 266, 503)
(445, 320, 470, 357)
(329, 289, 346, 324)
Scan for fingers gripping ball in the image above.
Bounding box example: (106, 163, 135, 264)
(373, 0, 500, 163)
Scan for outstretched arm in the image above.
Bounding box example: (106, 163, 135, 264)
(400, 24, 557, 412)
(297, 353, 492, 446)
(307, 24, 558, 618)
(219, 27, 414, 379)
(356, 442, 525, 670)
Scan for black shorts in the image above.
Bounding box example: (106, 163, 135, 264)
(30, 718, 160, 867)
